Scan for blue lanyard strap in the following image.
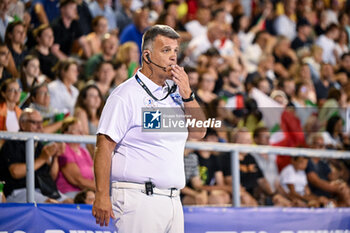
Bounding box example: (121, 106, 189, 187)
(135, 74, 177, 102)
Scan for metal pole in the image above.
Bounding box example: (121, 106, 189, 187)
(25, 138, 35, 203)
(231, 150, 240, 207)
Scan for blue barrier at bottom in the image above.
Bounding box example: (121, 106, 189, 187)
(1, 203, 350, 233)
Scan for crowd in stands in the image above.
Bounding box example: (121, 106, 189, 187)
(0, 0, 350, 207)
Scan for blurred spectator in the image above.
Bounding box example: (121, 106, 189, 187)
(181, 148, 209, 205)
(246, 53, 275, 90)
(149, 0, 164, 25)
(116, 41, 139, 78)
(280, 156, 322, 207)
(74, 84, 103, 155)
(306, 133, 350, 207)
(322, 115, 344, 149)
(318, 88, 346, 127)
(30, 0, 59, 27)
(291, 18, 313, 52)
(88, 0, 117, 33)
(244, 30, 275, 73)
(89, 61, 115, 98)
(303, 45, 323, 82)
(116, 0, 133, 34)
(337, 52, 350, 79)
(85, 16, 108, 58)
(5, 21, 28, 69)
(0, 42, 16, 85)
(194, 129, 231, 205)
(48, 58, 79, 115)
(0, 0, 12, 42)
(195, 71, 217, 106)
(30, 24, 58, 80)
(18, 55, 40, 93)
(0, 108, 71, 203)
(56, 117, 95, 198)
(274, 0, 297, 41)
(334, 28, 349, 61)
(28, 82, 64, 134)
(184, 66, 199, 91)
(237, 98, 264, 133)
(120, 7, 150, 57)
(51, 0, 91, 59)
(315, 23, 339, 65)
(74, 189, 95, 205)
(187, 21, 226, 64)
(76, 0, 92, 36)
(85, 33, 118, 79)
(0, 78, 21, 131)
(184, 7, 211, 38)
(314, 63, 337, 104)
(112, 60, 128, 88)
(273, 36, 298, 79)
(270, 90, 289, 107)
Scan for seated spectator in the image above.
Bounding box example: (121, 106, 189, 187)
(84, 33, 118, 79)
(334, 28, 349, 62)
(291, 18, 313, 53)
(0, 108, 71, 203)
(18, 55, 41, 93)
(89, 61, 115, 98)
(280, 156, 321, 207)
(306, 133, 350, 207)
(5, 21, 28, 69)
(74, 189, 95, 205)
(28, 82, 64, 134)
(194, 129, 231, 205)
(112, 61, 128, 88)
(184, 7, 211, 39)
(274, 0, 297, 41)
(0, 78, 21, 131)
(181, 148, 209, 205)
(76, 0, 92, 36)
(314, 63, 337, 105)
(237, 98, 264, 133)
(0, 0, 13, 42)
(56, 117, 95, 199)
(30, 24, 58, 80)
(88, 0, 117, 33)
(315, 23, 339, 65)
(85, 16, 108, 58)
(303, 45, 323, 82)
(272, 36, 298, 79)
(322, 115, 344, 149)
(74, 84, 103, 156)
(116, 41, 139, 78)
(51, 0, 90, 59)
(0, 42, 16, 86)
(195, 72, 217, 107)
(48, 58, 79, 115)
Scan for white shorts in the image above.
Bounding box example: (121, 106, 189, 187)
(111, 187, 184, 233)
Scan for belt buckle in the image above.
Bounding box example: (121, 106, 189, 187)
(170, 188, 177, 197)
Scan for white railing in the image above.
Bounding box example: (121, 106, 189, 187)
(1, 131, 350, 207)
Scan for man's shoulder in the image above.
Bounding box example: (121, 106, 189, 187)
(109, 77, 139, 99)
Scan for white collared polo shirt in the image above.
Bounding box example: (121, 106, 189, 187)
(97, 70, 188, 189)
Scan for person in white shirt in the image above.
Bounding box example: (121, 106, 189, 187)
(92, 25, 206, 232)
(274, 0, 297, 41)
(48, 58, 79, 116)
(280, 156, 320, 207)
(184, 7, 211, 38)
(315, 23, 340, 65)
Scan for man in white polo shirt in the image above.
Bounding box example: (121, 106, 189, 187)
(92, 25, 206, 232)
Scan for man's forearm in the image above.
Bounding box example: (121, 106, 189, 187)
(94, 135, 115, 196)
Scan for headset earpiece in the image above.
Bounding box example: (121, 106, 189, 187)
(146, 53, 151, 63)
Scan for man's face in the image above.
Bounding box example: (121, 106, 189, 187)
(149, 35, 178, 77)
(102, 35, 118, 56)
(21, 111, 43, 133)
(0, 45, 9, 67)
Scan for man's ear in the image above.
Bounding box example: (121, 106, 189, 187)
(143, 51, 150, 64)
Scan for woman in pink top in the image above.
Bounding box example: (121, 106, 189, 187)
(56, 117, 95, 198)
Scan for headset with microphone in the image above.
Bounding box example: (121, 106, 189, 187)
(146, 53, 167, 72)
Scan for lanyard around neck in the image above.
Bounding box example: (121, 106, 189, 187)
(135, 74, 176, 102)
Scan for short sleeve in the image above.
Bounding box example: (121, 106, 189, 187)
(280, 166, 294, 185)
(97, 94, 131, 143)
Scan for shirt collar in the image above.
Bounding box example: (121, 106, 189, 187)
(136, 69, 164, 93)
